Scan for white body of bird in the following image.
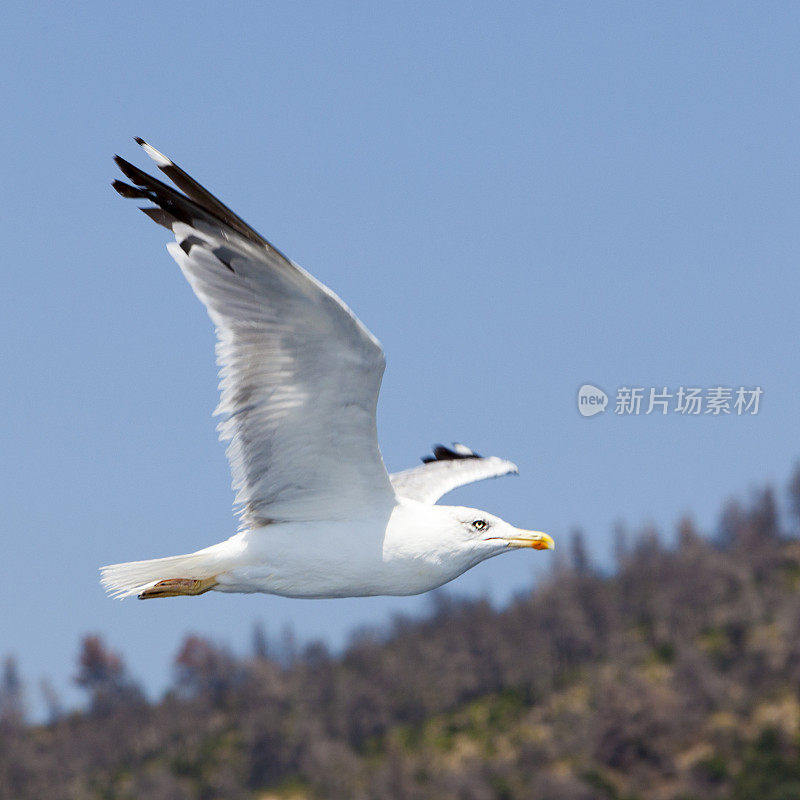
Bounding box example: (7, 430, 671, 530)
(101, 140, 554, 601)
(103, 500, 551, 600)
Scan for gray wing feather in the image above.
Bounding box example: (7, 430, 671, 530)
(390, 445, 518, 504)
(115, 141, 395, 526)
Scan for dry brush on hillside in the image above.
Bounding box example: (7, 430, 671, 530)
(4, 471, 800, 799)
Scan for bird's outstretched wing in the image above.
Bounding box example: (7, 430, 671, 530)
(390, 444, 518, 504)
(113, 139, 395, 525)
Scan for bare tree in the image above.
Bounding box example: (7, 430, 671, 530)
(789, 463, 800, 534)
(74, 635, 142, 714)
(252, 621, 270, 661)
(570, 528, 591, 574)
(0, 657, 24, 728)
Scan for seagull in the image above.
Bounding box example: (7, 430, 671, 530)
(101, 139, 554, 601)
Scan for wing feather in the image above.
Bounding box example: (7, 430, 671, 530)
(390, 444, 518, 504)
(114, 140, 395, 525)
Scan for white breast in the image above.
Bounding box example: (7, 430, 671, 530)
(214, 502, 477, 598)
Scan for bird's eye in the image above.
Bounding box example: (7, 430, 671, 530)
(472, 519, 488, 531)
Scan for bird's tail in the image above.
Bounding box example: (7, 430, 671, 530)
(100, 547, 225, 599)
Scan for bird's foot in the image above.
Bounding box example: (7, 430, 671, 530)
(138, 576, 218, 599)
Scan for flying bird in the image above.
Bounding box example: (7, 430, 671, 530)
(101, 139, 554, 601)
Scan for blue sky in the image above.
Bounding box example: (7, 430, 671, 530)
(3, 2, 800, 713)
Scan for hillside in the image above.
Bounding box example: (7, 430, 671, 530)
(3, 473, 800, 799)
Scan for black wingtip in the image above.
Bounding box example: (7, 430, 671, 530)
(113, 139, 275, 251)
(420, 443, 483, 464)
(112, 179, 143, 198)
(114, 155, 141, 183)
(139, 206, 177, 230)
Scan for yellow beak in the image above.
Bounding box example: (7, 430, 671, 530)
(493, 530, 555, 551)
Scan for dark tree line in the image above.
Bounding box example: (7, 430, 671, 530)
(3, 466, 800, 799)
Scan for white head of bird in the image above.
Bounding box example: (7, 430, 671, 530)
(379, 501, 555, 594)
